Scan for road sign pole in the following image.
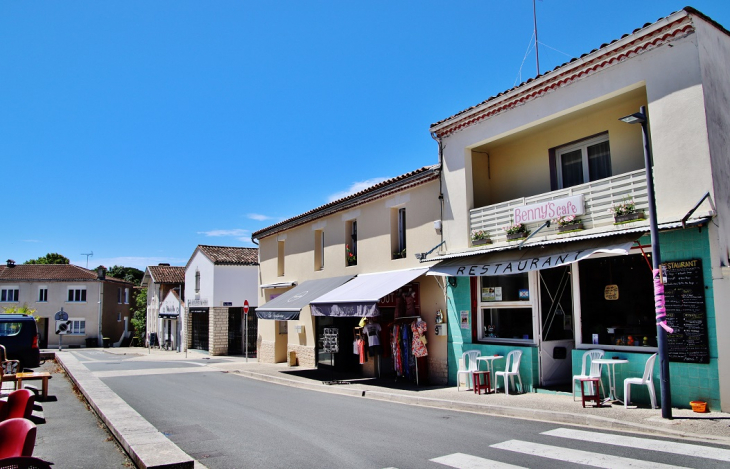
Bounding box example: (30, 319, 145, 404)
(243, 300, 250, 363)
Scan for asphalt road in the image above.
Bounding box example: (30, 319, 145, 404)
(73, 350, 730, 469)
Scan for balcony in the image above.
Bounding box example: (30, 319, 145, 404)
(469, 169, 649, 245)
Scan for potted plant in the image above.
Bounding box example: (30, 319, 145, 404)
(345, 245, 357, 266)
(393, 248, 406, 259)
(470, 229, 492, 246)
(503, 222, 529, 241)
(610, 196, 645, 224)
(552, 215, 584, 233)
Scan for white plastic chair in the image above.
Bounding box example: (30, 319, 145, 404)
(572, 349, 605, 401)
(624, 353, 658, 409)
(456, 351, 481, 391)
(495, 350, 523, 395)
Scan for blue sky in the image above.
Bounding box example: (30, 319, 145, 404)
(2, 1, 729, 270)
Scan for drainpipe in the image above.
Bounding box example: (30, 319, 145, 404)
(430, 132, 445, 249)
(96, 267, 106, 344)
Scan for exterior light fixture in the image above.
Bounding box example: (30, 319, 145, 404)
(619, 105, 672, 419)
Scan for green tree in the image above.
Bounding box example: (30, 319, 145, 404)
(130, 288, 147, 343)
(106, 265, 144, 286)
(24, 253, 70, 265)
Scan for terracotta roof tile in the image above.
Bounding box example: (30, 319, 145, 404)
(0, 264, 132, 284)
(197, 246, 258, 266)
(147, 265, 185, 284)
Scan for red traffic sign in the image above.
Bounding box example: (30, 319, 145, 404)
(243, 300, 249, 314)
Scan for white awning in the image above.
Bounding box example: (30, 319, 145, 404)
(310, 267, 429, 317)
(428, 233, 640, 277)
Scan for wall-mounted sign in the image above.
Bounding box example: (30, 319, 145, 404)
(604, 285, 619, 300)
(188, 298, 209, 307)
(460, 310, 470, 330)
(519, 289, 530, 300)
(513, 194, 585, 225)
(223, 302, 233, 307)
(481, 287, 502, 302)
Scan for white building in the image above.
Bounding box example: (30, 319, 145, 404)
(141, 263, 185, 350)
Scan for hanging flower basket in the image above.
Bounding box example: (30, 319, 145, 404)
(472, 238, 492, 246)
(558, 222, 584, 233)
(614, 210, 646, 224)
(506, 232, 529, 241)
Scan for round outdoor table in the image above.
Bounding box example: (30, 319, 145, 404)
(476, 355, 504, 393)
(592, 358, 629, 403)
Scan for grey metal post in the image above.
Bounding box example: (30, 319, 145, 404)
(245, 312, 248, 363)
(639, 105, 672, 419)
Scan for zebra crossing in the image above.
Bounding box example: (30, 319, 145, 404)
(425, 428, 730, 469)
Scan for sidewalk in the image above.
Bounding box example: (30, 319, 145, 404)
(97, 347, 730, 445)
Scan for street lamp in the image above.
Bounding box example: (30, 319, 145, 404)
(619, 105, 672, 419)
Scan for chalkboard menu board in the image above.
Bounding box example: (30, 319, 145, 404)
(662, 259, 710, 364)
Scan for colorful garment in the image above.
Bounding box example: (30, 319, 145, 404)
(411, 320, 428, 357)
(358, 338, 365, 365)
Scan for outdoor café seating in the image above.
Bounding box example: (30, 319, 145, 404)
(456, 351, 481, 391)
(572, 349, 605, 401)
(495, 350, 523, 394)
(624, 353, 658, 409)
(0, 418, 36, 459)
(0, 390, 35, 422)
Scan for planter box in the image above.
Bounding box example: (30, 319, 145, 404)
(614, 211, 646, 224)
(506, 232, 528, 241)
(472, 238, 492, 246)
(558, 223, 584, 233)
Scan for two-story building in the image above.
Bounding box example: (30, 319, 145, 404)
(253, 165, 449, 384)
(141, 263, 185, 350)
(184, 245, 259, 356)
(426, 8, 730, 410)
(0, 260, 133, 348)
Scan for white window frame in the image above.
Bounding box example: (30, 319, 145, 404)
(117, 288, 123, 304)
(124, 288, 130, 304)
(1, 287, 20, 303)
(476, 272, 539, 345)
(556, 133, 611, 189)
(68, 318, 86, 335)
(38, 286, 48, 303)
(67, 286, 87, 303)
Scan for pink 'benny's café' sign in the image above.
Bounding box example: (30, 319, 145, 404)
(513, 195, 585, 224)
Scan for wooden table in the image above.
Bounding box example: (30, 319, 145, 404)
(10, 372, 52, 400)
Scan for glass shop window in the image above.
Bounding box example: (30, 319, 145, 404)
(478, 272, 534, 343)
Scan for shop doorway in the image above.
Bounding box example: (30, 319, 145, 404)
(228, 308, 243, 355)
(538, 265, 575, 388)
(316, 316, 359, 371)
(191, 309, 209, 351)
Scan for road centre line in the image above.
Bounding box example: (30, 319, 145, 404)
(543, 428, 730, 462)
(430, 452, 526, 469)
(490, 440, 689, 469)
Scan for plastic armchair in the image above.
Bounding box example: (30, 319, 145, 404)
(572, 349, 605, 401)
(0, 456, 53, 469)
(0, 390, 35, 421)
(456, 351, 481, 391)
(624, 353, 658, 409)
(495, 350, 523, 395)
(0, 418, 37, 458)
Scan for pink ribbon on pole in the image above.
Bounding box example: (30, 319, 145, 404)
(653, 268, 674, 333)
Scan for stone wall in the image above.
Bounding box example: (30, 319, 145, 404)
(287, 344, 315, 368)
(258, 340, 276, 363)
(186, 309, 192, 350)
(209, 307, 228, 356)
(428, 357, 448, 385)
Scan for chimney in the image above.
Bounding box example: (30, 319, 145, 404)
(6, 259, 15, 268)
(158, 263, 171, 266)
(96, 266, 106, 280)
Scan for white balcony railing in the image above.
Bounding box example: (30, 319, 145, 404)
(470, 169, 649, 244)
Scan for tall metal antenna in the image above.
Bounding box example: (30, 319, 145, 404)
(81, 251, 93, 269)
(533, 0, 540, 75)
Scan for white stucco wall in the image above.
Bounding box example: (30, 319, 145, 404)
(184, 250, 215, 305)
(213, 265, 259, 307)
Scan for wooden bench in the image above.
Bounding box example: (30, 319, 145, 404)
(4, 372, 52, 400)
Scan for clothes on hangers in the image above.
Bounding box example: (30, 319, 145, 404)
(411, 319, 428, 358)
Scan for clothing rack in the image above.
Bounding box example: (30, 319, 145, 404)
(390, 316, 424, 386)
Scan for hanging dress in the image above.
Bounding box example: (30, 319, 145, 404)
(411, 320, 428, 357)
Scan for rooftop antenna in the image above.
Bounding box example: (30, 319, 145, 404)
(81, 251, 93, 269)
(533, 0, 540, 75)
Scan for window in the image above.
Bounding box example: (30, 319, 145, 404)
(68, 287, 87, 302)
(38, 287, 48, 302)
(124, 288, 130, 304)
(346, 220, 357, 266)
(391, 208, 407, 259)
(277, 241, 285, 276)
(556, 134, 612, 188)
(117, 288, 123, 304)
(577, 254, 656, 348)
(477, 273, 536, 343)
(117, 312, 122, 322)
(195, 270, 201, 293)
(314, 230, 325, 271)
(0, 322, 22, 337)
(68, 319, 86, 335)
(1, 288, 19, 302)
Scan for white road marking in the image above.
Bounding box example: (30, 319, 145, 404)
(543, 428, 730, 462)
(430, 452, 526, 469)
(491, 440, 690, 469)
